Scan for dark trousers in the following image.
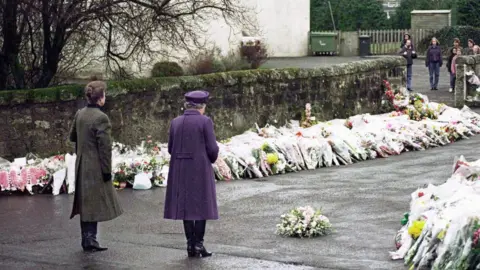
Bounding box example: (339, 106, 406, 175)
(450, 72, 456, 90)
(406, 64, 413, 90)
(428, 62, 440, 88)
(80, 221, 98, 248)
(183, 220, 206, 246)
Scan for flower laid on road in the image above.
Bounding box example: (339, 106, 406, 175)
(276, 206, 332, 238)
(390, 156, 480, 269)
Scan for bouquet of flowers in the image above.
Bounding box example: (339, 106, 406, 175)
(276, 206, 333, 238)
(141, 135, 161, 156)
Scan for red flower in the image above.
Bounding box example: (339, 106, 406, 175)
(418, 192, 424, 198)
(296, 131, 303, 137)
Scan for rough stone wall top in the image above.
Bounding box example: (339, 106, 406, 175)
(0, 56, 406, 159)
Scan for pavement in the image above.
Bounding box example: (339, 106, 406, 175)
(2, 135, 480, 270)
(0, 56, 476, 270)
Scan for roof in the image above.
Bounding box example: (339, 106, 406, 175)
(411, 10, 451, 14)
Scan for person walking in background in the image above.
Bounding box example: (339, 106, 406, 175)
(69, 80, 123, 252)
(400, 33, 412, 48)
(447, 48, 457, 93)
(467, 39, 476, 55)
(449, 48, 462, 93)
(164, 90, 219, 258)
(399, 39, 417, 92)
(425, 37, 443, 91)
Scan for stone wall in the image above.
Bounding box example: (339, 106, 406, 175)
(0, 57, 406, 160)
(455, 55, 480, 107)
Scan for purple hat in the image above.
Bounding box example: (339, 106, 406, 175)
(185, 90, 209, 104)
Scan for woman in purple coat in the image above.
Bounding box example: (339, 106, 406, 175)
(164, 90, 219, 258)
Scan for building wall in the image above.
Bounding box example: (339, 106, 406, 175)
(208, 0, 310, 58)
(77, 0, 310, 78)
(411, 11, 451, 30)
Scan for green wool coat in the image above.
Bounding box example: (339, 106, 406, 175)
(69, 105, 123, 222)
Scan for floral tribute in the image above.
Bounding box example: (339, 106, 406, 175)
(390, 156, 480, 269)
(276, 206, 333, 238)
(301, 103, 318, 128)
(111, 136, 168, 189)
(4, 81, 480, 195)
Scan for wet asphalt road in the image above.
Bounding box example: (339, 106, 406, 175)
(1, 135, 480, 270)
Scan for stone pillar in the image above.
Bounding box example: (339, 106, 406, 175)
(455, 55, 480, 108)
(454, 64, 465, 108)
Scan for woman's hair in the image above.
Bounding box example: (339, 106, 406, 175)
(454, 38, 460, 44)
(431, 37, 439, 45)
(184, 102, 206, 110)
(474, 45, 480, 54)
(85, 81, 107, 104)
(468, 39, 475, 45)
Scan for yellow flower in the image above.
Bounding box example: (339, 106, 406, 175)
(408, 220, 426, 239)
(266, 153, 279, 165)
(437, 229, 446, 240)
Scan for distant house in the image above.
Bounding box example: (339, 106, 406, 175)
(379, 0, 400, 19)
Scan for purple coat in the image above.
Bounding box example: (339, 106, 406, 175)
(164, 109, 219, 220)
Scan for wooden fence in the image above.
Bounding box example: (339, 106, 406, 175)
(358, 29, 436, 55)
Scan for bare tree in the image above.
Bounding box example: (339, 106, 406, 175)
(0, 0, 256, 90)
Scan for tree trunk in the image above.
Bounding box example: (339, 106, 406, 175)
(0, 0, 19, 90)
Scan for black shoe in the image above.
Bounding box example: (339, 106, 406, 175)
(434, 87, 438, 90)
(194, 242, 212, 257)
(83, 245, 108, 252)
(407, 88, 413, 92)
(83, 234, 107, 252)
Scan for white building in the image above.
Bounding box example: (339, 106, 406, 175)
(380, 0, 400, 19)
(208, 0, 310, 58)
(82, 0, 310, 78)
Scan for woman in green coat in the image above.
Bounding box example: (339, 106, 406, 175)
(69, 80, 123, 252)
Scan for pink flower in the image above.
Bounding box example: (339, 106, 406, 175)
(147, 140, 153, 144)
(0, 171, 8, 190)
